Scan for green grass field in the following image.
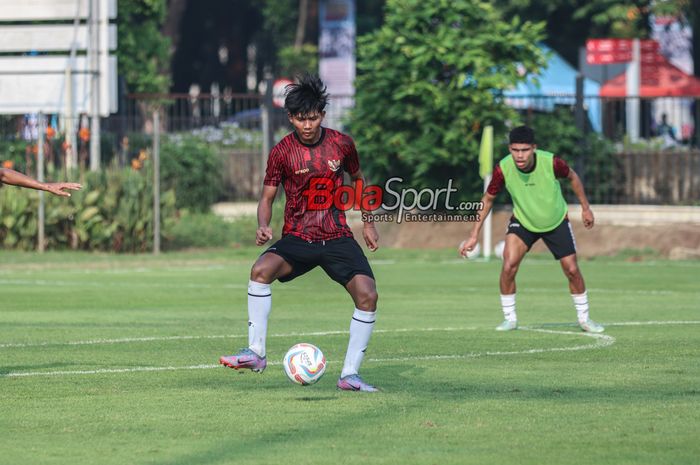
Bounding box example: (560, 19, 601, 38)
(1, 248, 698, 465)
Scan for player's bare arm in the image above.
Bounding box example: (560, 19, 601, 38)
(459, 192, 496, 257)
(350, 169, 379, 252)
(567, 168, 594, 229)
(256, 185, 277, 245)
(0, 168, 82, 197)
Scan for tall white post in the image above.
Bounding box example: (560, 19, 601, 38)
(153, 111, 161, 255)
(89, 0, 101, 171)
(483, 174, 492, 259)
(626, 38, 641, 143)
(37, 114, 46, 253)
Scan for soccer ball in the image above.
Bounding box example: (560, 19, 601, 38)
(283, 343, 326, 386)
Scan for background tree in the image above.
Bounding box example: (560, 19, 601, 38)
(349, 0, 546, 201)
(493, 0, 699, 74)
(117, 0, 171, 94)
(258, 0, 319, 77)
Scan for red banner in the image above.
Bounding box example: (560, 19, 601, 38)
(586, 39, 661, 65)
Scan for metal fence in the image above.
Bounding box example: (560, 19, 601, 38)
(2, 93, 700, 205)
(506, 94, 700, 146)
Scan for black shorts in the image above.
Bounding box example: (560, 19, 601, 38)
(262, 235, 375, 286)
(507, 216, 577, 260)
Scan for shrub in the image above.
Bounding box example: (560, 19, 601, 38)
(0, 163, 176, 252)
(161, 133, 223, 212)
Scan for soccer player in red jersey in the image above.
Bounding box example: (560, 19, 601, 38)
(459, 126, 603, 333)
(220, 74, 380, 392)
(0, 167, 81, 197)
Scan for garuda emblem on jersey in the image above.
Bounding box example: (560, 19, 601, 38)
(327, 159, 341, 172)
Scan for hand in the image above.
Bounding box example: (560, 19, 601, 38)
(256, 226, 273, 246)
(459, 236, 478, 257)
(44, 182, 82, 197)
(363, 223, 379, 252)
(582, 208, 594, 229)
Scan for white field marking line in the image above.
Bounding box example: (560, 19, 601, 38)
(367, 328, 616, 363)
(0, 327, 480, 349)
(3, 320, 698, 379)
(604, 320, 700, 326)
(2, 326, 614, 379)
(3, 277, 693, 296)
(0, 279, 248, 290)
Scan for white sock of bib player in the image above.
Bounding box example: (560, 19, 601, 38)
(340, 308, 376, 378)
(500, 294, 517, 322)
(247, 280, 271, 358)
(572, 291, 589, 323)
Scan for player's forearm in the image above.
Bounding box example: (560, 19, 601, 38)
(257, 198, 273, 228)
(469, 194, 494, 237)
(0, 168, 46, 191)
(351, 172, 373, 222)
(569, 171, 591, 210)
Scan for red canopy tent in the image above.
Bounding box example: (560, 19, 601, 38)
(600, 57, 700, 97)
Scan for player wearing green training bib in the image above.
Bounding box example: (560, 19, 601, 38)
(460, 126, 604, 333)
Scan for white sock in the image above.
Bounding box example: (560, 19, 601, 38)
(572, 291, 589, 323)
(500, 294, 517, 322)
(247, 280, 271, 357)
(340, 308, 376, 378)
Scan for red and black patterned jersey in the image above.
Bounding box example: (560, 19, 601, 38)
(487, 155, 570, 195)
(264, 127, 360, 242)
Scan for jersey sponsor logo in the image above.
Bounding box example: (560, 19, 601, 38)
(295, 168, 310, 175)
(327, 159, 341, 172)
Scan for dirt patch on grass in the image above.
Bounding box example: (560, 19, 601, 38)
(351, 210, 700, 258)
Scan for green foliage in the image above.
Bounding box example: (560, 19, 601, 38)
(0, 140, 30, 172)
(492, 0, 696, 66)
(161, 133, 223, 212)
(0, 164, 176, 252)
(349, 0, 546, 202)
(166, 212, 257, 250)
(525, 108, 620, 203)
(277, 44, 319, 77)
(261, 0, 298, 51)
(117, 0, 171, 93)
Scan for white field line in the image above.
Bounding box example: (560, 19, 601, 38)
(1, 278, 695, 296)
(603, 320, 700, 326)
(0, 279, 247, 290)
(368, 328, 615, 362)
(2, 326, 614, 379)
(3, 320, 698, 379)
(0, 327, 479, 349)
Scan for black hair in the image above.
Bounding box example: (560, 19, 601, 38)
(284, 74, 329, 115)
(509, 125, 535, 144)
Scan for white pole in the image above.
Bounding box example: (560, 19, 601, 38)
(626, 38, 640, 143)
(482, 174, 492, 259)
(64, 67, 76, 170)
(153, 111, 161, 255)
(37, 113, 46, 253)
(89, 0, 101, 171)
(65, 0, 82, 170)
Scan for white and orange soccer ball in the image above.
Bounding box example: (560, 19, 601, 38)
(283, 343, 326, 386)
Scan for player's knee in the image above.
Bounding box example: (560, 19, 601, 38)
(563, 264, 580, 280)
(357, 288, 378, 310)
(250, 263, 274, 284)
(502, 260, 519, 277)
